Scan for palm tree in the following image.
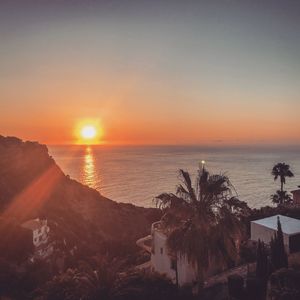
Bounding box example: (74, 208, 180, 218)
(271, 163, 294, 192)
(35, 257, 121, 300)
(155, 167, 250, 288)
(271, 190, 292, 206)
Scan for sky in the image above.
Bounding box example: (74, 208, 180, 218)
(0, 0, 299, 145)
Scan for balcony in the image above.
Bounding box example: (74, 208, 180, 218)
(136, 235, 152, 253)
(151, 221, 163, 235)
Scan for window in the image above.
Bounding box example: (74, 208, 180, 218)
(170, 259, 177, 270)
(160, 247, 163, 255)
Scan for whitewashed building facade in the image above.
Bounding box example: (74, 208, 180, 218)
(250, 214, 300, 254)
(150, 222, 198, 286)
(137, 221, 221, 287)
(21, 218, 53, 259)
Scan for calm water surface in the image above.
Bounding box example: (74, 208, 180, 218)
(48, 145, 300, 208)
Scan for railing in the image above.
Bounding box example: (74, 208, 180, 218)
(136, 235, 152, 253)
(151, 221, 163, 234)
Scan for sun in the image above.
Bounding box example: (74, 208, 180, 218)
(81, 125, 97, 139)
(75, 119, 103, 145)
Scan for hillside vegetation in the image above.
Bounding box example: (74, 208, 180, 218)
(0, 135, 160, 258)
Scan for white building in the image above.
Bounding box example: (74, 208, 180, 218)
(21, 218, 53, 258)
(137, 221, 219, 287)
(150, 222, 198, 286)
(250, 215, 300, 254)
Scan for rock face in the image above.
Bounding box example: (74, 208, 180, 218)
(0, 136, 160, 257)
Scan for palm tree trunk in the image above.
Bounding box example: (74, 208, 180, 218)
(281, 179, 283, 192)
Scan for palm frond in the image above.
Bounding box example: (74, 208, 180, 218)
(154, 193, 186, 210)
(177, 169, 197, 203)
(154, 165, 245, 281)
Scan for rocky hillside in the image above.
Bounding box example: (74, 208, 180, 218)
(0, 135, 160, 257)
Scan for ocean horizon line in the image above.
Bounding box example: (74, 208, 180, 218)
(47, 143, 300, 150)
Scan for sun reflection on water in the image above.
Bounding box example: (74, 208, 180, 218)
(83, 146, 96, 188)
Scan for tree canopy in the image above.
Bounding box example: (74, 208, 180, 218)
(155, 166, 251, 285)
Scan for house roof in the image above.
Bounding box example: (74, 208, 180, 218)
(21, 219, 44, 231)
(251, 215, 300, 235)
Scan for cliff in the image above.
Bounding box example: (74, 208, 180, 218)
(0, 136, 160, 257)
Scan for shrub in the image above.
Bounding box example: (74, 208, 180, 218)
(228, 274, 244, 299)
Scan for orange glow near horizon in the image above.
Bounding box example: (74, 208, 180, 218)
(1, 1, 300, 146)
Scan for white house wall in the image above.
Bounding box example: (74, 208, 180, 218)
(151, 230, 198, 286)
(151, 230, 176, 283)
(250, 222, 290, 253)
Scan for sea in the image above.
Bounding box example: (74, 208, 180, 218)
(48, 145, 300, 209)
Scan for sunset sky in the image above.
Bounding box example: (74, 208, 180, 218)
(0, 0, 299, 145)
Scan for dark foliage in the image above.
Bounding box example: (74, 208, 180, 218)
(0, 258, 19, 297)
(255, 240, 269, 281)
(239, 241, 257, 264)
(0, 218, 34, 263)
(254, 240, 270, 300)
(34, 265, 190, 300)
(270, 217, 288, 271)
(271, 163, 294, 192)
(227, 274, 244, 299)
(245, 277, 265, 300)
(155, 167, 251, 286)
(271, 190, 293, 206)
(271, 163, 294, 206)
(269, 268, 300, 300)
